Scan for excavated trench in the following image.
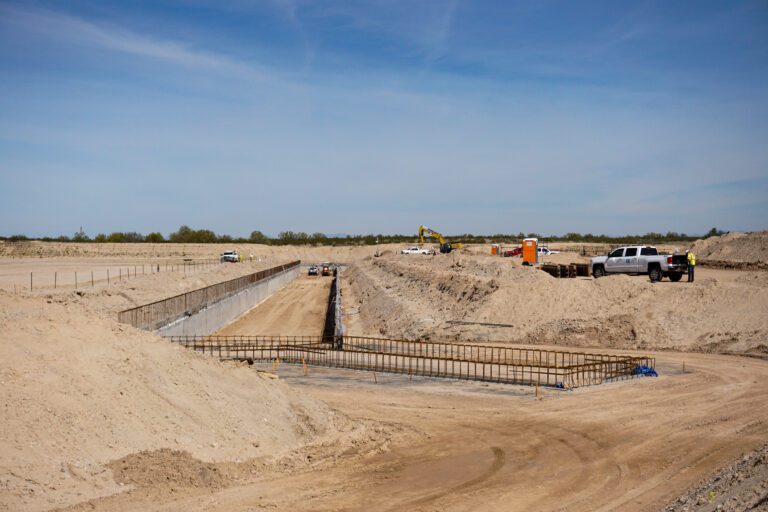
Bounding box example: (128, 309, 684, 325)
(119, 263, 657, 389)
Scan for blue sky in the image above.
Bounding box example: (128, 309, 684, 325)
(1, 0, 767, 237)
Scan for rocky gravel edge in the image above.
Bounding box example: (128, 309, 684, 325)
(663, 444, 768, 511)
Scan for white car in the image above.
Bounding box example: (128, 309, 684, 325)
(220, 250, 240, 262)
(537, 247, 560, 255)
(401, 246, 433, 255)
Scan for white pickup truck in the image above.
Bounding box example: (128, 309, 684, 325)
(401, 246, 434, 255)
(220, 250, 240, 263)
(591, 246, 688, 282)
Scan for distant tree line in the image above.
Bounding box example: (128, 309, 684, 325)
(0, 226, 729, 245)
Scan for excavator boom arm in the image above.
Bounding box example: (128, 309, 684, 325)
(418, 225, 446, 245)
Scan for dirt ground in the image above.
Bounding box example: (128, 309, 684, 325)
(691, 231, 768, 266)
(343, 253, 768, 355)
(664, 443, 768, 511)
(0, 258, 221, 291)
(0, 259, 359, 512)
(55, 351, 768, 512)
(1, 238, 767, 511)
(215, 274, 331, 337)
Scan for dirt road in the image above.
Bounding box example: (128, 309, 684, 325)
(215, 275, 331, 336)
(64, 350, 768, 512)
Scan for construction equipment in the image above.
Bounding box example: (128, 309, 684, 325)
(418, 225, 463, 253)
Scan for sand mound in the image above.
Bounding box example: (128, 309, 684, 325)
(691, 231, 768, 266)
(108, 449, 231, 490)
(0, 288, 350, 512)
(345, 254, 768, 354)
(345, 255, 503, 339)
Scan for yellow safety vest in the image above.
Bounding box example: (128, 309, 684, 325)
(687, 252, 696, 266)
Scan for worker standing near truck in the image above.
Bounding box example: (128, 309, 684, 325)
(687, 251, 696, 282)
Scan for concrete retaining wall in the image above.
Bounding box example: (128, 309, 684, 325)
(157, 267, 299, 337)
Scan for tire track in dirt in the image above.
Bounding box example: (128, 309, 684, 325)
(387, 446, 506, 511)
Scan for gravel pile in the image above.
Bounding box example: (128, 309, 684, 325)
(664, 444, 768, 511)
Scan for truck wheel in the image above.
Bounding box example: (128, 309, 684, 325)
(649, 267, 662, 282)
(592, 265, 605, 278)
(668, 273, 682, 282)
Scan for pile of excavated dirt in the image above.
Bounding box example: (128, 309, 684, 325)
(691, 231, 768, 268)
(344, 253, 768, 354)
(0, 275, 360, 512)
(663, 444, 768, 511)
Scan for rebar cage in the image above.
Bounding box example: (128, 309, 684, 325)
(165, 335, 656, 389)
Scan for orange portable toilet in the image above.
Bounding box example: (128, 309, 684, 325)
(522, 238, 538, 265)
(491, 244, 500, 255)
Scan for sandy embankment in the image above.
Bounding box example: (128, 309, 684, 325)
(0, 233, 766, 510)
(344, 250, 768, 355)
(0, 263, 384, 512)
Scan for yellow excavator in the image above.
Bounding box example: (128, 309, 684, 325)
(418, 225, 463, 253)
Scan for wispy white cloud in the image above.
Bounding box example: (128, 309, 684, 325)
(299, 0, 461, 61)
(0, 4, 269, 80)
(425, 0, 459, 63)
(1, 1, 765, 236)
(267, 0, 318, 72)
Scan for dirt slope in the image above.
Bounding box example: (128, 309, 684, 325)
(58, 351, 768, 512)
(345, 254, 768, 354)
(0, 280, 351, 511)
(664, 443, 768, 511)
(691, 231, 768, 266)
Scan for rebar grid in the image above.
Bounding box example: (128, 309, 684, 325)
(165, 335, 655, 388)
(117, 261, 300, 331)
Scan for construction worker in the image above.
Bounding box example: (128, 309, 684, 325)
(687, 251, 696, 282)
(249, 253, 254, 262)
